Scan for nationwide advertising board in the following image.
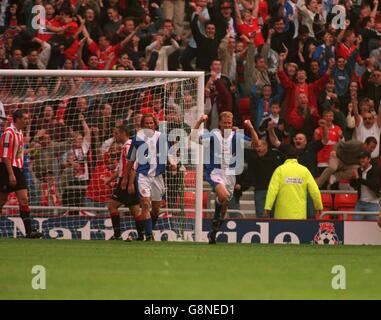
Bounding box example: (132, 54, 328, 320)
(0, 216, 380, 244)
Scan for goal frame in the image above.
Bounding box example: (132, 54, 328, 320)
(0, 69, 205, 242)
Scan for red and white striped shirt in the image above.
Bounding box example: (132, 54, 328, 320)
(0, 123, 24, 168)
(118, 139, 132, 178)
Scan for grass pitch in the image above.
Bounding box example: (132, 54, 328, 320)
(1, 239, 381, 300)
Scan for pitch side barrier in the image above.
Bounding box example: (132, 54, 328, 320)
(1, 207, 380, 245)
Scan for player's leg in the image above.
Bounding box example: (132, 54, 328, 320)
(316, 151, 340, 187)
(137, 174, 154, 241)
(0, 192, 8, 213)
(129, 204, 144, 240)
(15, 188, 41, 238)
(208, 183, 230, 244)
(107, 198, 123, 239)
(150, 174, 165, 231)
(151, 200, 161, 232)
(140, 197, 153, 240)
(0, 164, 10, 213)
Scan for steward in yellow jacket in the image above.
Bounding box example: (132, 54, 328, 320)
(264, 148, 323, 219)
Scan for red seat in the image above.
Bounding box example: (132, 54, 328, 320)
(321, 193, 333, 210)
(333, 193, 358, 220)
(334, 193, 358, 209)
(184, 170, 196, 187)
(176, 191, 208, 209)
(319, 193, 333, 220)
(178, 191, 208, 218)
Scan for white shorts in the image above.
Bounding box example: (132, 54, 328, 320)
(137, 173, 165, 202)
(205, 168, 236, 200)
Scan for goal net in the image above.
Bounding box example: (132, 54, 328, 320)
(0, 70, 204, 241)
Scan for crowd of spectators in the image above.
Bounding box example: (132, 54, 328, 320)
(0, 0, 380, 218)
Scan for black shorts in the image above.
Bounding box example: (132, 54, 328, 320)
(0, 163, 28, 193)
(110, 178, 140, 207)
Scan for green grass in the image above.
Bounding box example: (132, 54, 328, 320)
(1, 239, 381, 300)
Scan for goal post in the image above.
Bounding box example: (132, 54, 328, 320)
(0, 69, 205, 241)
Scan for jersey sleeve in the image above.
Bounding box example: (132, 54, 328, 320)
(127, 138, 137, 162)
(199, 131, 213, 146)
(243, 134, 252, 149)
(0, 131, 14, 159)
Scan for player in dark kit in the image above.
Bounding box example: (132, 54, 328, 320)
(0, 109, 42, 238)
(106, 125, 143, 240)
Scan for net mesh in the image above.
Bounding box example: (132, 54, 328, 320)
(0, 72, 202, 240)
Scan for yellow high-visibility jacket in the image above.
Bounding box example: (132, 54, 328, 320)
(264, 159, 323, 219)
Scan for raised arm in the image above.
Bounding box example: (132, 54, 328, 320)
(317, 119, 329, 145)
(77, 38, 87, 69)
(267, 121, 281, 148)
(371, 0, 379, 22)
(352, 99, 362, 128)
(234, 0, 243, 25)
(252, 0, 259, 18)
(165, 38, 180, 56)
(243, 119, 260, 148)
(190, 13, 204, 44)
(80, 114, 91, 144)
(120, 25, 141, 48)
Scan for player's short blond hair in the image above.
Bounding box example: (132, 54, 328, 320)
(219, 111, 233, 121)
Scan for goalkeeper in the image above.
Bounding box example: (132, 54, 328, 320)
(193, 112, 259, 244)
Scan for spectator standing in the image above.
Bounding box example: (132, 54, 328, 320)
(190, 13, 225, 71)
(314, 111, 343, 175)
(162, 0, 185, 36)
(353, 103, 381, 158)
(242, 139, 284, 217)
(350, 151, 380, 221)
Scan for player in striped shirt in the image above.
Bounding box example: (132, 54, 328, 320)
(0, 109, 42, 238)
(193, 112, 259, 244)
(125, 114, 177, 241)
(106, 125, 142, 240)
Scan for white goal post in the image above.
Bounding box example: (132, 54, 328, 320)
(0, 70, 205, 241)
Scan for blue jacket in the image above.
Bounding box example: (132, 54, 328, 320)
(250, 84, 284, 129)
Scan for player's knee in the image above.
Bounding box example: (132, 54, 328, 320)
(108, 204, 119, 217)
(107, 202, 115, 212)
(218, 194, 229, 205)
(140, 199, 150, 211)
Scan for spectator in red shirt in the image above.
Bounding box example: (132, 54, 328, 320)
(234, 0, 264, 48)
(314, 110, 343, 176)
(46, 9, 79, 61)
(84, 144, 119, 208)
(277, 49, 334, 130)
(36, 3, 61, 43)
(79, 15, 140, 70)
(336, 29, 357, 61)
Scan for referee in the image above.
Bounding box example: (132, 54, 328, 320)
(0, 109, 42, 238)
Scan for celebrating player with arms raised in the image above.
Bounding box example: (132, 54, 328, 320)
(194, 112, 259, 244)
